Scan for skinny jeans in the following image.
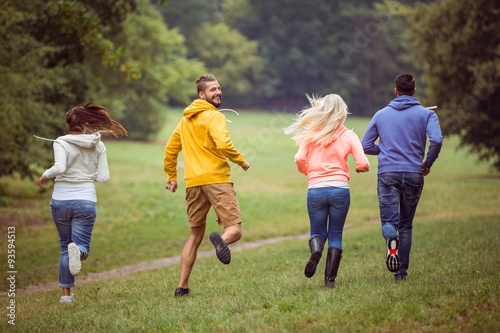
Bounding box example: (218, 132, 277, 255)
(307, 187, 350, 249)
(51, 199, 96, 288)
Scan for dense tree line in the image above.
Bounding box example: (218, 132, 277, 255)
(0, 0, 203, 178)
(163, 0, 416, 112)
(1, 0, 138, 178)
(1, 0, 498, 180)
(389, 0, 500, 170)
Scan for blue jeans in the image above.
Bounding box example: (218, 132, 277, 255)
(51, 200, 96, 288)
(377, 173, 424, 277)
(307, 187, 350, 249)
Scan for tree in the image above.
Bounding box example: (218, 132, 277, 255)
(189, 22, 264, 106)
(87, 0, 206, 139)
(156, 0, 220, 40)
(158, 0, 264, 107)
(226, 0, 342, 109)
(0, 0, 197, 179)
(388, 0, 500, 170)
(223, 0, 418, 113)
(333, 3, 419, 116)
(0, 0, 136, 179)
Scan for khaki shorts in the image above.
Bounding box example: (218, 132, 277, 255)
(185, 183, 241, 228)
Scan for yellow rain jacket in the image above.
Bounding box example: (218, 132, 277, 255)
(163, 99, 247, 187)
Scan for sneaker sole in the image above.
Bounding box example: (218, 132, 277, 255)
(68, 243, 81, 276)
(386, 237, 400, 272)
(209, 232, 231, 264)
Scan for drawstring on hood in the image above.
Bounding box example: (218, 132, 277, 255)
(219, 109, 239, 123)
(58, 133, 102, 148)
(183, 99, 239, 122)
(34, 132, 102, 148)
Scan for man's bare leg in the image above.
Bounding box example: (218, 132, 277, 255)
(222, 222, 242, 245)
(209, 222, 242, 265)
(178, 224, 206, 289)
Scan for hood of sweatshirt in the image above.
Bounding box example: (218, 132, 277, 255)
(183, 99, 218, 119)
(329, 124, 349, 143)
(388, 95, 421, 111)
(57, 132, 102, 148)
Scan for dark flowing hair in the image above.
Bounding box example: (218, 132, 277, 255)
(65, 102, 128, 138)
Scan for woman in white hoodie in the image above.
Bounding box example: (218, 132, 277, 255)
(38, 102, 127, 303)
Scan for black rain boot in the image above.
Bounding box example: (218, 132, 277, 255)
(324, 247, 342, 288)
(304, 236, 325, 278)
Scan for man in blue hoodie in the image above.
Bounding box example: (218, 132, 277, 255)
(362, 73, 443, 281)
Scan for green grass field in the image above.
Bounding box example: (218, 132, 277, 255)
(1, 109, 499, 332)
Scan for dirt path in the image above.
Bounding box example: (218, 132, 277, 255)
(18, 233, 308, 294)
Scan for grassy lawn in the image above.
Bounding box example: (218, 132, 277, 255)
(1, 109, 499, 332)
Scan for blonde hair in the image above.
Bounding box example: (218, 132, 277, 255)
(284, 94, 349, 147)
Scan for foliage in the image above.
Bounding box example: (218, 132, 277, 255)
(190, 22, 264, 106)
(225, 0, 341, 108)
(386, 0, 500, 171)
(223, 0, 418, 113)
(156, 0, 220, 39)
(158, 0, 264, 107)
(335, 3, 418, 115)
(0, 0, 137, 179)
(0, 0, 204, 178)
(87, 0, 206, 139)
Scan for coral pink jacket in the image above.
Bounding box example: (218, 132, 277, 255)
(294, 125, 370, 188)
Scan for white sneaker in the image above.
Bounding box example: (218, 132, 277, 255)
(60, 293, 74, 303)
(68, 243, 81, 276)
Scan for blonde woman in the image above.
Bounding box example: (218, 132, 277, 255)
(284, 94, 370, 288)
(38, 102, 127, 303)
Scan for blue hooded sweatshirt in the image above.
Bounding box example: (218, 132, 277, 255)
(361, 95, 443, 174)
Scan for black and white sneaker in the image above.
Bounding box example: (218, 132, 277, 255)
(386, 236, 400, 272)
(209, 232, 231, 264)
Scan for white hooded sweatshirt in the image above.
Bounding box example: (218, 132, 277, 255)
(42, 133, 109, 202)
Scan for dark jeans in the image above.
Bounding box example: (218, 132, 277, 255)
(377, 172, 424, 277)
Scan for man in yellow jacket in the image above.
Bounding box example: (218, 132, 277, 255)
(164, 74, 250, 297)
